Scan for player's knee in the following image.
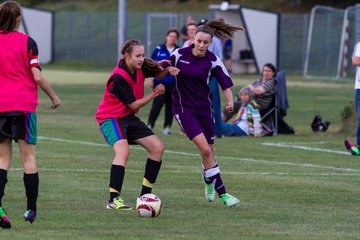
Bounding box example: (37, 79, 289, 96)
(201, 147, 212, 159)
(22, 156, 37, 173)
(151, 141, 164, 156)
(113, 150, 130, 166)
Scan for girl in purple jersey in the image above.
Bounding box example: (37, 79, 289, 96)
(166, 19, 244, 207)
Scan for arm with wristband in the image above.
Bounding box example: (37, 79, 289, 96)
(128, 84, 165, 111)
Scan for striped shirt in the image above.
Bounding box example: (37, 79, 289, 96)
(251, 78, 275, 109)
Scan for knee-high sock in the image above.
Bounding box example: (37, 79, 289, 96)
(23, 172, 39, 212)
(141, 158, 162, 196)
(203, 165, 226, 196)
(0, 169, 7, 207)
(109, 165, 125, 201)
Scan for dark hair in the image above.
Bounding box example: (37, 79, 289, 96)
(120, 39, 158, 73)
(186, 21, 197, 29)
(0, 1, 21, 32)
(263, 63, 277, 77)
(196, 19, 244, 40)
(166, 28, 179, 39)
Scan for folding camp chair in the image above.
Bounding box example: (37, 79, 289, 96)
(260, 71, 289, 135)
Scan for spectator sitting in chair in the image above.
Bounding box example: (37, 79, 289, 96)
(217, 87, 263, 137)
(222, 63, 277, 122)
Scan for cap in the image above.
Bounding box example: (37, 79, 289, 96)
(198, 18, 208, 26)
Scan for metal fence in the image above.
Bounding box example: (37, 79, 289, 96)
(54, 12, 209, 66)
(279, 13, 310, 74)
(54, 12, 118, 66)
(52, 11, 356, 77)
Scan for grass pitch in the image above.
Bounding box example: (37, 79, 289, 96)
(1, 69, 360, 239)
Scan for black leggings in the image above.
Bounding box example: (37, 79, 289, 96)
(147, 83, 174, 129)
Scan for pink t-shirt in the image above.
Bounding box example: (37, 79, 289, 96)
(0, 31, 38, 112)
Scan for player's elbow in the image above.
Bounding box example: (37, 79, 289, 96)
(33, 75, 42, 83)
(31, 67, 43, 83)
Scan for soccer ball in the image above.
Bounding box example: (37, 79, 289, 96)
(136, 193, 162, 218)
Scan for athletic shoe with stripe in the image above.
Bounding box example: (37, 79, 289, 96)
(24, 210, 37, 223)
(344, 140, 360, 155)
(0, 207, 11, 229)
(220, 193, 240, 207)
(106, 196, 132, 210)
(203, 177, 216, 202)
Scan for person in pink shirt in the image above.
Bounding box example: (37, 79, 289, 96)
(0, 1, 60, 228)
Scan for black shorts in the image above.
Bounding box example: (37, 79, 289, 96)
(0, 112, 37, 144)
(100, 115, 154, 146)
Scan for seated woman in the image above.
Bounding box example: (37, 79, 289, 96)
(222, 63, 277, 122)
(218, 87, 263, 137)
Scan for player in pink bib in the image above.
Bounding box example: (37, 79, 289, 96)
(95, 39, 177, 210)
(0, 1, 61, 228)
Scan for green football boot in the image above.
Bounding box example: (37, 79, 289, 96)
(220, 193, 240, 207)
(203, 177, 215, 202)
(107, 196, 132, 210)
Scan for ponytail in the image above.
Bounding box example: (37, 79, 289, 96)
(196, 19, 244, 39)
(143, 57, 159, 73)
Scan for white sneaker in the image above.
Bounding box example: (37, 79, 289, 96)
(162, 127, 171, 135)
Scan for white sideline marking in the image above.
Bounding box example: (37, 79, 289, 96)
(261, 142, 349, 155)
(11, 167, 360, 177)
(38, 136, 360, 173)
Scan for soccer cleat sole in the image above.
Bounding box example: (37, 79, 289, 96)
(24, 218, 36, 223)
(106, 204, 132, 211)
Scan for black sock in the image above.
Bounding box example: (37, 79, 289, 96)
(23, 172, 39, 212)
(203, 165, 226, 196)
(141, 158, 162, 196)
(109, 165, 125, 201)
(0, 169, 8, 207)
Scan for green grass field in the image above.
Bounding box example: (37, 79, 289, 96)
(1, 69, 360, 239)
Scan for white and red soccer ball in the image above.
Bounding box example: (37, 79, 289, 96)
(136, 193, 162, 218)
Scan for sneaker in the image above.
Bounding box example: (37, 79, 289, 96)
(203, 177, 215, 202)
(344, 140, 360, 155)
(0, 207, 11, 229)
(220, 193, 240, 207)
(215, 134, 223, 139)
(162, 127, 171, 135)
(106, 196, 132, 210)
(24, 210, 36, 223)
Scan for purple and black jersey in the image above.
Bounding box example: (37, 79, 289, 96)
(168, 46, 233, 115)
